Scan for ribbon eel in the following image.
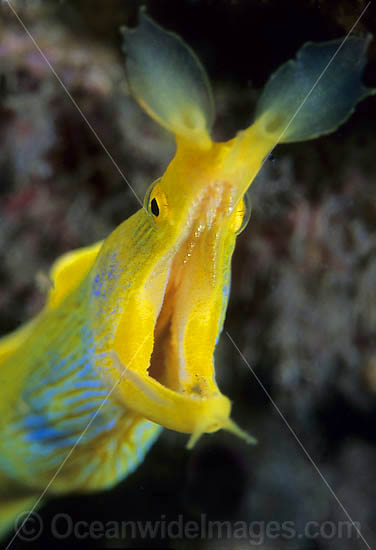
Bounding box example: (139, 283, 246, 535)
(0, 13, 373, 536)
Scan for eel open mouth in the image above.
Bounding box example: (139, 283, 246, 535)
(106, 182, 256, 445)
(147, 181, 234, 396)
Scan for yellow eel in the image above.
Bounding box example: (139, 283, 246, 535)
(0, 13, 374, 537)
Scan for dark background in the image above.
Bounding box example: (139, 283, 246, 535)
(1, 0, 376, 548)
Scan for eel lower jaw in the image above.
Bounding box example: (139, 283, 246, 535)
(105, 350, 257, 448)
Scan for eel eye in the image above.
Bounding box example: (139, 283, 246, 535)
(150, 197, 159, 217)
(144, 178, 168, 223)
(231, 193, 251, 235)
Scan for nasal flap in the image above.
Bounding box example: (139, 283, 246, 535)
(122, 12, 214, 148)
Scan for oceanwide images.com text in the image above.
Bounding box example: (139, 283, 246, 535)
(14, 511, 362, 544)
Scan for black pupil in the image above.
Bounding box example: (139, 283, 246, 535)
(150, 197, 159, 217)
